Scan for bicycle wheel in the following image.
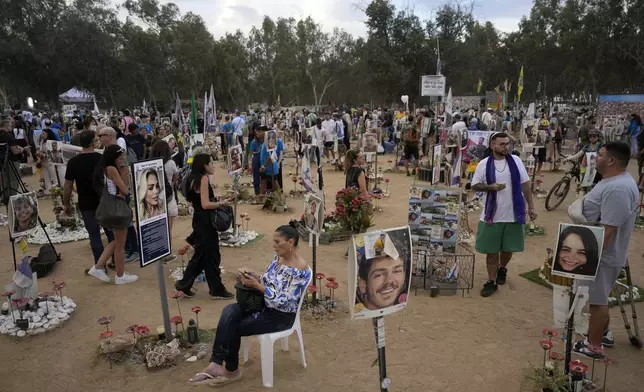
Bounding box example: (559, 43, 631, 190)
(545, 179, 571, 211)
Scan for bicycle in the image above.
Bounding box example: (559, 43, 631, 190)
(544, 161, 582, 211)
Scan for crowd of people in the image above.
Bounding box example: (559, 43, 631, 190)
(0, 101, 641, 385)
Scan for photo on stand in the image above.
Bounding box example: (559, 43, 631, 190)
(466, 131, 492, 162)
(227, 144, 243, 174)
(8, 192, 39, 239)
(134, 161, 167, 223)
(581, 152, 597, 187)
(266, 130, 278, 151)
(45, 140, 64, 165)
(362, 130, 380, 153)
(303, 192, 322, 235)
(163, 134, 179, 157)
(190, 133, 205, 149)
(408, 185, 460, 255)
(432, 145, 442, 184)
(61, 144, 83, 165)
(350, 226, 412, 320)
(551, 223, 604, 281)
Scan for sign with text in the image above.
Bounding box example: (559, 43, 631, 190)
(420, 75, 446, 97)
(131, 158, 171, 267)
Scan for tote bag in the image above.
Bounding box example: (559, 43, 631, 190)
(96, 183, 133, 230)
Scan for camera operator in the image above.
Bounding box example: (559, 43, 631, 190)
(0, 119, 30, 203)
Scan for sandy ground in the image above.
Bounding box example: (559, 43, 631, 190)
(1, 153, 643, 392)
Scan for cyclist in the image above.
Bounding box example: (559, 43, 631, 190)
(563, 129, 603, 191)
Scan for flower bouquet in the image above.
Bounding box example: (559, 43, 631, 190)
(334, 187, 373, 234)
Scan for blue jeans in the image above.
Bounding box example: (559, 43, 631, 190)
(631, 135, 639, 157)
(210, 304, 295, 371)
(126, 225, 138, 254)
(252, 153, 261, 195)
(80, 210, 115, 264)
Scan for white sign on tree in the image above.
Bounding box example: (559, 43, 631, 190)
(420, 75, 446, 97)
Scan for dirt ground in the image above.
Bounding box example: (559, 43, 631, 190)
(1, 153, 643, 392)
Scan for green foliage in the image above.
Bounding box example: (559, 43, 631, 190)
(334, 187, 373, 233)
(3, 0, 643, 109)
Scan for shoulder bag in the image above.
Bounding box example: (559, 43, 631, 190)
(234, 281, 266, 314)
(96, 177, 133, 230)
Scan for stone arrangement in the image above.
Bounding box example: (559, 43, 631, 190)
(0, 213, 7, 227)
(219, 230, 259, 247)
(28, 221, 89, 244)
(0, 296, 77, 337)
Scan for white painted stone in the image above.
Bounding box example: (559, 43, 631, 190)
(186, 356, 198, 362)
(27, 329, 35, 335)
(16, 330, 26, 338)
(32, 315, 41, 323)
(34, 328, 45, 334)
(47, 313, 55, 320)
(36, 309, 45, 317)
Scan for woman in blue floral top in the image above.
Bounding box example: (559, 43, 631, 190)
(189, 221, 312, 387)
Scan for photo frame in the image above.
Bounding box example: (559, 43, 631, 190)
(581, 152, 598, 187)
(45, 140, 64, 165)
(465, 131, 492, 162)
(551, 223, 605, 281)
(303, 192, 323, 235)
(8, 192, 39, 239)
(227, 144, 243, 174)
(266, 130, 278, 152)
(408, 185, 460, 255)
(60, 144, 83, 165)
(362, 129, 380, 153)
(432, 145, 442, 185)
(301, 127, 315, 146)
(131, 158, 171, 267)
(163, 134, 179, 157)
(349, 226, 413, 320)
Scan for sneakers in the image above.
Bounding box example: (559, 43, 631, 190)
(115, 273, 139, 285)
(163, 254, 178, 264)
(583, 330, 615, 348)
(209, 290, 235, 300)
(125, 252, 140, 264)
(496, 267, 508, 285)
(176, 287, 197, 298)
(88, 266, 111, 282)
(573, 338, 606, 359)
(480, 280, 498, 297)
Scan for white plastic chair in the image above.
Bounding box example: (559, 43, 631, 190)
(242, 270, 312, 387)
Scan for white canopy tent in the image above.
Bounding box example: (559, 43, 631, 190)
(59, 87, 95, 104)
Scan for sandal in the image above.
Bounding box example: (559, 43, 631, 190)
(188, 372, 217, 386)
(209, 372, 242, 387)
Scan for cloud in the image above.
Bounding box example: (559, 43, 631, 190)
(118, 0, 529, 38)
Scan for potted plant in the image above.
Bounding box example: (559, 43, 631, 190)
(334, 187, 373, 234)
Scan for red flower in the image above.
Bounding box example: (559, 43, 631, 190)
(316, 273, 325, 280)
(11, 298, 29, 308)
(178, 245, 190, 256)
(600, 358, 616, 366)
(171, 315, 183, 325)
(1, 290, 16, 297)
(245, 217, 250, 221)
(125, 324, 138, 334)
(539, 340, 553, 350)
(169, 291, 185, 299)
(135, 325, 150, 336)
(330, 281, 339, 290)
(542, 328, 558, 338)
(398, 293, 407, 303)
(307, 285, 317, 293)
(39, 292, 54, 298)
(549, 351, 564, 361)
(326, 276, 336, 282)
(191, 306, 202, 314)
(569, 360, 588, 374)
(98, 316, 113, 325)
(99, 330, 113, 339)
(325, 281, 334, 289)
(385, 178, 390, 183)
(54, 281, 67, 291)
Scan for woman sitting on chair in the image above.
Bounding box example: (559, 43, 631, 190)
(189, 222, 312, 387)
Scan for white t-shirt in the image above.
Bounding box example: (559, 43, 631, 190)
(13, 128, 25, 140)
(117, 137, 127, 151)
(314, 126, 325, 147)
(321, 120, 335, 142)
(471, 155, 529, 223)
(164, 160, 178, 202)
(232, 116, 245, 136)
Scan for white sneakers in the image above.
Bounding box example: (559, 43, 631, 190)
(88, 266, 110, 282)
(88, 266, 138, 285)
(115, 273, 138, 285)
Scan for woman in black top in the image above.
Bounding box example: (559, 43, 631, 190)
(344, 149, 370, 200)
(175, 153, 234, 299)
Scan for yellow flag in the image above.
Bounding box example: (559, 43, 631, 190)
(517, 66, 524, 100)
(508, 81, 513, 92)
(503, 79, 508, 91)
(494, 85, 500, 94)
(477, 79, 482, 93)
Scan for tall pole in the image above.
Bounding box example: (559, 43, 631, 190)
(156, 261, 172, 342)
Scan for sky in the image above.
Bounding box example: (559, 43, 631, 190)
(115, 0, 533, 38)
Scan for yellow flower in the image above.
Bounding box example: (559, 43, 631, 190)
(354, 303, 364, 313)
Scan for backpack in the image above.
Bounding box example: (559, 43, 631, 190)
(178, 164, 192, 200)
(164, 170, 173, 201)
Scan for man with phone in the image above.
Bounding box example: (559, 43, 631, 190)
(471, 132, 536, 297)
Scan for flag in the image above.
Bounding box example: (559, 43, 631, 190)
(494, 85, 500, 94)
(209, 84, 216, 126)
(436, 58, 442, 76)
(445, 87, 453, 115)
(276, 94, 281, 107)
(203, 91, 208, 133)
(476, 79, 482, 93)
(93, 97, 99, 114)
(190, 93, 197, 135)
(508, 81, 513, 92)
(503, 79, 508, 92)
(517, 66, 524, 101)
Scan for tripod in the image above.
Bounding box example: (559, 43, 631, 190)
(1, 146, 61, 271)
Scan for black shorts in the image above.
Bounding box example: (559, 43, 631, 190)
(536, 147, 546, 163)
(324, 141, 334, 149)
(260, 172, 274, 180)
(405, 144, 419, 160)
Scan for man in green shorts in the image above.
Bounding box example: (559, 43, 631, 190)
(471, 132, 537, 297)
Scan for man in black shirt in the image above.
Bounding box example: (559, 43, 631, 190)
(126, 123, 145, 160)
(63, 130, 115, 266)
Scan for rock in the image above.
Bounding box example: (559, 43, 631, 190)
(27, 329, 35, 335)
(186, 356, 198, 362)
(0, 327, 7, 334)
(49, 319, 59, 326)
(184, 353, 192, 359)
(38, 302, 47, 309)
(47, 313, 55, 320)
(197, 351, 207, 360)
(33, 322, 43, 328)
(37, 309, 45, 317)
(16, 330, 26, 337)
(34, 328, 45, 334)
(32, 315, 41, 323)
(5, 322, 14, 330)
